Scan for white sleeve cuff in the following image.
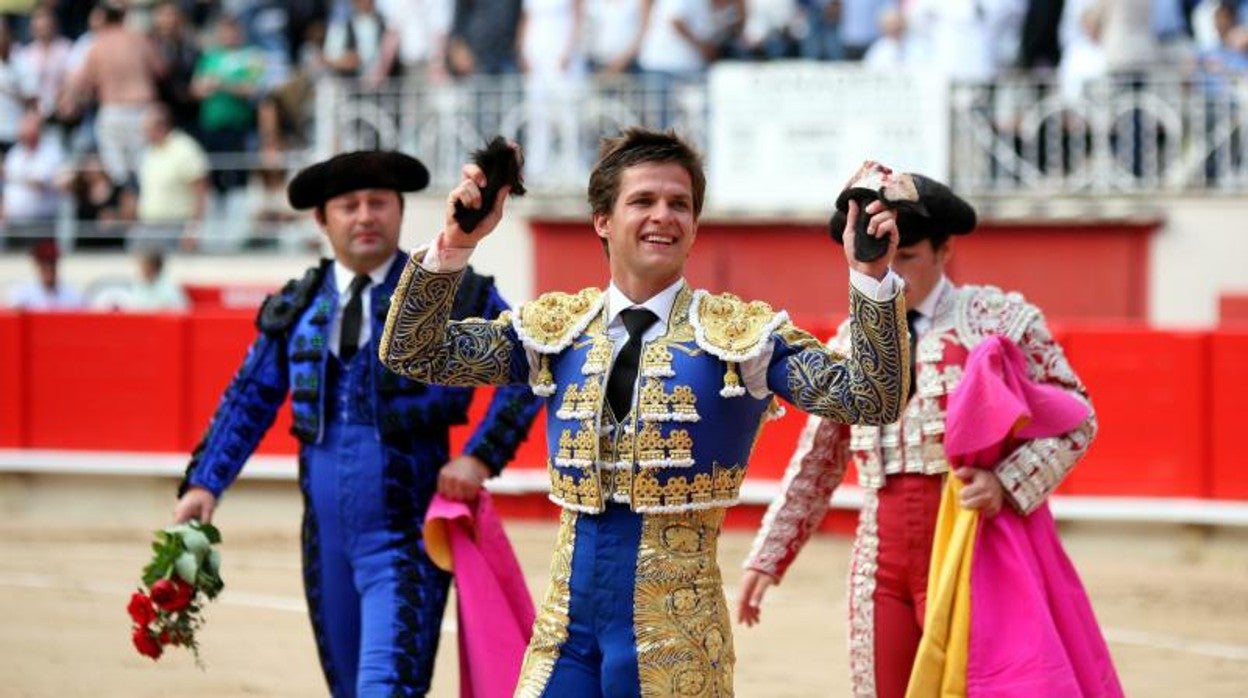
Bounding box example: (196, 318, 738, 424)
(848, 268, 903, 301)
(420, 232, 474, 272)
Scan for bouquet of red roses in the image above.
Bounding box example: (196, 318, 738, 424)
(127, 520, 224, 664)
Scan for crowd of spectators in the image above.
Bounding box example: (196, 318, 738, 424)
(0, 0, 1245, 258)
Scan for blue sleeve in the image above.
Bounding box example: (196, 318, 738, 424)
(179, 332, 289, 497)
(461, 283, 544, 474)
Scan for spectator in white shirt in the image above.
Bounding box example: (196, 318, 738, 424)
(863, 6, 910, 69)
(5, 239, 85, 311)
(3, 109, 66, 244)
(125, 248, 189, 312)
(14, 6, 73, 120)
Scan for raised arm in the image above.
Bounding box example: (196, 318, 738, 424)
(380, 258, 527, 387)
(766, 284, 908, 425)
(380, 158, 526, 387)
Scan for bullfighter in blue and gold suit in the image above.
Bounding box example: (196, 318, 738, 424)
(380, 130, 910, 697)
(173, 151, 542, 697)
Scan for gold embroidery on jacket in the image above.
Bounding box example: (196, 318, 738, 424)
(515, 510, 577, 697)
(634, 509, 734, 697)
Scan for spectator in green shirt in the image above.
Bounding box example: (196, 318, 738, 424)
(191, 14, 263, 194)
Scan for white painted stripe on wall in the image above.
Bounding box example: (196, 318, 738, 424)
(3, 449, 1248, 526)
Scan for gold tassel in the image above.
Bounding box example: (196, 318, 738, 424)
(534, 355, 556, 396)
(721, 361, 746, 397)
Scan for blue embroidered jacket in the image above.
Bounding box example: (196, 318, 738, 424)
(180, 253, 542, 497)
(379, 260, 909, 514)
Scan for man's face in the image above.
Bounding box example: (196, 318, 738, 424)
(36, 259, 56, 287)
(892, 238, 949, 308)
(316, 189, 403, 272)
(143, 112, 169, 144)
(594, 162, 698, 292)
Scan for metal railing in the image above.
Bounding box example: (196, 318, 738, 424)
(312, 75, 709, 195)
(314, 70, 1248, 200)
(949, 71, 1248, 196)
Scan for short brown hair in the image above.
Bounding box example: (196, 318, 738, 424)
(587, 128, 706, 217)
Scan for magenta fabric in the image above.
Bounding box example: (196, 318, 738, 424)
(946, 336, 1124, 698)
(425, 491, 535, 698)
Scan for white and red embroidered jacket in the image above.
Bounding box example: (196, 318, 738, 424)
(745, 283, 1097, 580)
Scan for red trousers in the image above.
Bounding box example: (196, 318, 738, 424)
(854, 473, 943, 698)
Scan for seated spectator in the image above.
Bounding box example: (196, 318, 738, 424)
(244, 147, 315, 251)
(5, 239, 85, 310)
(126, 248, 189, 311)
(3, 109, 66, 248)
(135, 104, 208, 250)
(61, 151, 134, 250)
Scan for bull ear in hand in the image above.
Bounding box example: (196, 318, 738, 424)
(831, 162, 925, 263)
(453, 137, 527, 233)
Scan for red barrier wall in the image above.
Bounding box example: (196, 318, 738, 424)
(25, 313, 189, 451)
(184, 311, 296, 455)
(530, 219, 1156, 322)
(8, 311, 1244, 502)
(0, 313, 24, 447)
(1061, 328, 1210, 497)
(1210, 332, 1248, 499)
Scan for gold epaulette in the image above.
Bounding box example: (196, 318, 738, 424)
(690, 290, 788, 397)
(690, 290, 788, 362)
(512, 287, 605, 354)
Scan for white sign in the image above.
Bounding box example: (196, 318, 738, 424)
(707, 62, 950, 215)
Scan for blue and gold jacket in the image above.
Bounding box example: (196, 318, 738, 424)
(380, 259, 908, 514)
(180, 252, 542, 498)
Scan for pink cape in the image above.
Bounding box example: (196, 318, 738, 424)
(946, 335, 1123, 698)
(424, 491, 535, 698)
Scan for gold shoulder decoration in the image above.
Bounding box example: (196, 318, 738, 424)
(689, 290, 788, 362)
(513, 287, 605, 354)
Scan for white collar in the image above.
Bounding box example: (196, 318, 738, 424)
(605, 277, 685, 331)
(332, 254, 396, 296)
(913, 275, 950, 319)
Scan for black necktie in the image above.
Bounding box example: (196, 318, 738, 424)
(606, 308, 658, 419)
(906, 309, 921, 401)
(339, 274, 371, 363)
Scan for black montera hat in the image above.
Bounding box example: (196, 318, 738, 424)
(829, 173, 977, 247)
(287, 150, 430, 210)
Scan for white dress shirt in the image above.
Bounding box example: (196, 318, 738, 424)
(328, 254, 398, 357)
(909, 275, 951, 339)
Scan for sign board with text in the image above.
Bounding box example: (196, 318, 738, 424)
(707, 62, 950, 215)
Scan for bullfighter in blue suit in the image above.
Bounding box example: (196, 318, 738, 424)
(173, 150, 542, 697)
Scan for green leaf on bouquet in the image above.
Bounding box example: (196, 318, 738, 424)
(180, 529, 211, 559)
(174, 552, 199, 584)
(197, 522, 222, 545)
(204, 548, 221, 576)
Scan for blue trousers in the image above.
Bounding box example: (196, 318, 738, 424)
(521, 505, 734, 698)
(300, 422, 450, 697)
